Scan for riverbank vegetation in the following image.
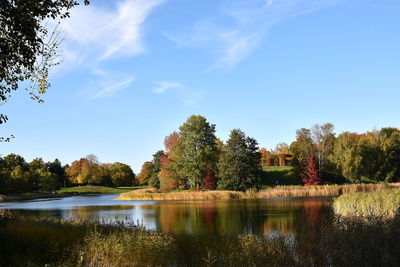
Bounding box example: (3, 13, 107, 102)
(1, 211, 399, 267)
(118, 183, 396, 201)
(0, 154, 136, 195)
(2, 115, 400, 197)
(57, 186, 145, 194)
(333, 189, 400, 219)
(136, 115, 400, 193)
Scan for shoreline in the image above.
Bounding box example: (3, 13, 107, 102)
(0, 192, 104, 202)
(117, 183, 400, 201)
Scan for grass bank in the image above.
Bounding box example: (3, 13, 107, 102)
(262, 166, 298, 185)
(0, 186, 146, 202)
(118, 183, 397, 201)
(57, 185, 145, 194)
(1, 211, 400, 266)
(333, 189, 400, 219)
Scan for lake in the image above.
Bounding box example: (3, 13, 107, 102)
(0, 194, 333, 235)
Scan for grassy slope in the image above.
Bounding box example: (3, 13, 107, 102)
(262, 166, 298, 185)
(57, 186, 146, 194)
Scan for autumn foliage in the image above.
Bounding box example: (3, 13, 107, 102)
(302, 154, 321, 185)
(203, 170, 216, 190)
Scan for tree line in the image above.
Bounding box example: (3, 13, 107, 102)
(289, 124, 400, 184)
(136, 115, 262, 192)
(0, 154, 135, 194)
(137, 116, 400, 191)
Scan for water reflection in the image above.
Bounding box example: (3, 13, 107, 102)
(0, 195, 331, 235)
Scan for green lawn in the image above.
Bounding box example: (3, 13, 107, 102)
(57, 185, 146, 194)
(261, 166, 299, 186)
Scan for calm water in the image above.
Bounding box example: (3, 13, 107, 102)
(0, 195, 333, 235)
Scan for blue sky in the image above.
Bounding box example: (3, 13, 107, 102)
(2, 0, 400, 171)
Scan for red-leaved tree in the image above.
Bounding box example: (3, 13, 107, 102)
(302, 154, 322, 185)
(203, 170, 216, 190)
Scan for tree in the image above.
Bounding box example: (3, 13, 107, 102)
(136, 161, 154, 185)
(109, 162, 135, 187)
(149, 150, 165, 188)
(290, 128, 315, 168)
(203, 170, 216, 190)
(47, 158, 65, 188)
(158, 132, 183, 191)
(85, 154, 100, 165)
(275, 143, 289, 166)
(177, 115, 218, 188)
(301, 154, 321, 185)
(36, 168, 58, 192)
(217, 129, 262, 191)
(0, 0, 89, 136)
(331, 132, 381, 183)
(378, 128, 400, 182)
(10, 165, 35, 193)
(65, 158, 92, 184)
(310, 123, 335, 175)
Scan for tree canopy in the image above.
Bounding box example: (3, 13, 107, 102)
(0, 0, 88, 140)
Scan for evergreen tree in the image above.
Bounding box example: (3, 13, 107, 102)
(217, 129, 262, 191)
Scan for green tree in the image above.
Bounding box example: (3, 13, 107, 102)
(0, 154, 28, 193)
(47, 158, 66, 188)
(331, 132, 381, 183)
(149, 150, 165, 188)
(217, 129, 262, 191)
(36, 168, 58, 192)
(0, 0, 89, 137)
(136, 161, 154, 185)
(177, 115, 217, 188)
(377, 128, 400, 182)
(10, 165, 35, 193)
(290, 128, 314, 167)
(109, 162, 135, 187)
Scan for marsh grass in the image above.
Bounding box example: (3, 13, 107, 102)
(1, 211, 400, 266)
(118, 183, 395, 201)
(333, 189, 400, 219)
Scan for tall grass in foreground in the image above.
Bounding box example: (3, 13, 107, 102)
(333, 189, 400, 219)
(1, 211, 400, 266)
(118, 183, 395, 201)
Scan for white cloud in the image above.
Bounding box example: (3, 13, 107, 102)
(91, 70, 135, 99)
(61, 0, 164, 62)
(152, 81, 201, 105)
(152, 81, 182, 94)
(165, 0, 341, 70)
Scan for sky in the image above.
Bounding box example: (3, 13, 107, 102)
(2, 0, 400, 171)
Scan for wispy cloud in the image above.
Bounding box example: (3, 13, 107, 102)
(152, 81, 201, 105)
(61, 0, 164, 63)
(152, 81, 182, 94)
(90, 70, 135, 99)
(52, 0, 163, 100)
(165, 0, 341, 70)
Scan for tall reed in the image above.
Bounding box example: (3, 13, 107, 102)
(118, 183, 395, 201)
(333, 189, 400, 219)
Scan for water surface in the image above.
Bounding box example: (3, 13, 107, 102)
(0, 195, 332, 235)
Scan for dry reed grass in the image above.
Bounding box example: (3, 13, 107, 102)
(117, 183, 398, 201)
(333, 189, 400, 219)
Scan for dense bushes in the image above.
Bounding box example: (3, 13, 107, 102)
(0, 154, 136, 194)
(0, 155, 65, 194)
